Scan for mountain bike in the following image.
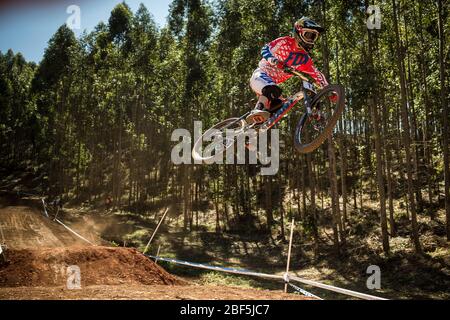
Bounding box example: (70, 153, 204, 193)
(192, 68, 345, 162)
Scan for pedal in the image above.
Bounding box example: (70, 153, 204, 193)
(246, 110, 270, 124)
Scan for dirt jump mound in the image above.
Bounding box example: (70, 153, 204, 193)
(0, 246, 183, 287)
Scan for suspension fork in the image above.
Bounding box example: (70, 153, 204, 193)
(302, 82, 315, 116)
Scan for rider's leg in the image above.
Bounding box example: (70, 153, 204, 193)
(248, 69, 278, 123)
(254, 95, 269, 111)
(262, 85, 283, 111)
(248, 69, 284, 123)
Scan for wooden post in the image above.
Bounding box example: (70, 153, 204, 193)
(0, 223, 5, 264)
(41, 199, 49, 218)
(0, 245, 5, 265)
(0, 223, 5, 244)
(155, 244, 161, 265)
(53, 207, 60, 221)
(143, 207, 169, 254)
(284, 217, 295, 293)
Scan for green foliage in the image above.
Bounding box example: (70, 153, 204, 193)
(108, 2, 133, 46)
(32, 25, 78, 90)
(0, 1, 449, 255)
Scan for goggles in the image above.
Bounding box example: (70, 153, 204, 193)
(298, 28, 320, 44)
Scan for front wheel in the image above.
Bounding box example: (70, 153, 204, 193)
(294, 84, 345, 154)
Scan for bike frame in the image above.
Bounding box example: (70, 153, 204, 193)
(223, 70, 316, 132)
(260, 70, 316, 131)
(192, 70, 329, 161)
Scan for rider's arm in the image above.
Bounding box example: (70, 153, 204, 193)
(297, 59, 329, 88)
(298, 60, 338, 102)
(261, 37, 290, 65)
(261, 44, 276, 62)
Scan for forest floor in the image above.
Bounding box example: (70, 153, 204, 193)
(0, 195, 308, 300)
(0, 285, 309, 300)
(49, 197, 450, 300)
(0, 169, 448, 300)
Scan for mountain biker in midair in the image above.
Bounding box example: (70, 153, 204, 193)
(246, 17, 331, 124)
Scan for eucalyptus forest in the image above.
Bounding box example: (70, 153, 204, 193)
(0, 0, 449, 299)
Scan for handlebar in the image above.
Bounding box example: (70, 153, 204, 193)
(285, 67, 310, 82)
(270, 58, 316, 83)
(285, 67, 323, 91)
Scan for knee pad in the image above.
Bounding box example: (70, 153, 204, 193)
(262, 85, 282, 101)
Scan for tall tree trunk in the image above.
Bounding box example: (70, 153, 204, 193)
(338, 134, 348, 223)
(321, 0, 343, 253)
(265, 175, 274, 231)
(328, 139, 342, 254)
(404, 14, 423, 211)
(300, 159, 307, 220)
(418, 2, 434, 209)
(279, 186, 285, 241)
(381, 91, 396, 236)
(182, 165, 190, 231)
(437, 0, 450, 240)
(392, 0, 422, 253)
(306, 153, 319, 258)
(336, 42, 348, 224)
(370, 98, 390, 253)
(366, 12, 389, 253)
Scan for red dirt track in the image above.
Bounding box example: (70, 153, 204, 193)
(0, 246, 182, 287)
(0, 197, 88, 249)
(0, 195, 309, 300)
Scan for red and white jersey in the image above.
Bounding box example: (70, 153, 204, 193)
(259, 36, 328, 87)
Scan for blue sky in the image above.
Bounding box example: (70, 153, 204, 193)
(0, 0, 172, 63)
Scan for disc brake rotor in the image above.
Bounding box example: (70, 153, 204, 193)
(204, 131, 234, 154)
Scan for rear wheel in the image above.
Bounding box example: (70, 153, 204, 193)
(294, 84, 345, 154)
(192, 118, 246, 163)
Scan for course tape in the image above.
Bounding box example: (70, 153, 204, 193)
(147, 255, 387, 300)
(37, 197, 95, 246)
(288, 282, 322, 300)
(54, 218, 95, 246)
